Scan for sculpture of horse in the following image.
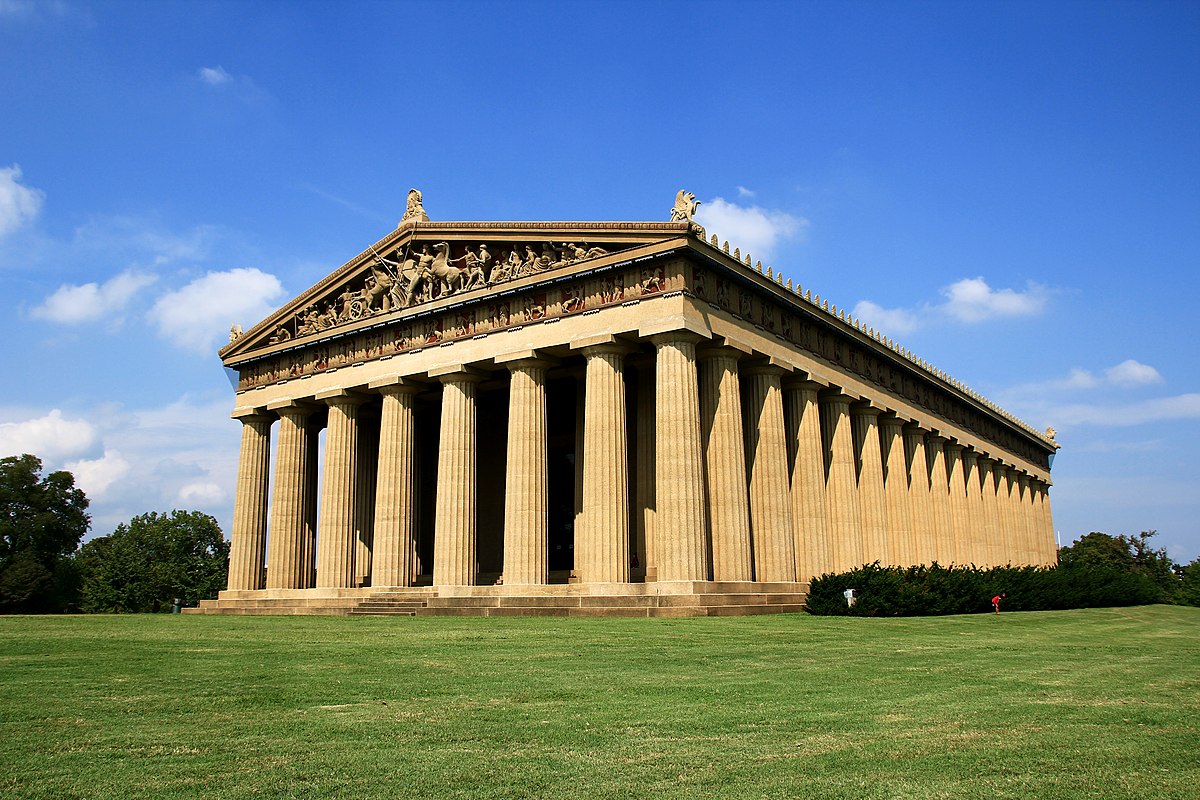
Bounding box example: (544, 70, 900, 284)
(428, 242, 468, 297)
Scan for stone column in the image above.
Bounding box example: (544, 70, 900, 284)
(785, 380, 829, 580)
(879, 414, 912, 567)
(433, 371, 481, 587)
(370, 382, 419, 587)
(501, 359, 550, 586)
(651, 334, 709, 582)
(944, 442, 967, 566)
(1018, 473, 1036, 567)
(635, 362, 657, 581)
(851, 403, 888, 566)
(961, 449, 985, 566)
(316, 391, 364, 589)
(744, 364, 797, 582)
(821, 390, 862, 573)
(227, 413, 272, 591)
(979, 457, 1004, 567)
(699, 346, 753, 582)
(266, 403, 315, 589)
(578, 344, 630, 583)
(1000, 467, 1021, 565)
(926, 435, 953, 565)
(904, 424, 934, 566)
(1040, 481, 1058, 565)
(355, 416, 379, 587)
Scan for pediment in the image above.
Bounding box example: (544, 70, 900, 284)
(220, 220, 691, 364)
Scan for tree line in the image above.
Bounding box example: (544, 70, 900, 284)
(1, 454, 228, 613)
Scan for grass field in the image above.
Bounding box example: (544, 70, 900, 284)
(1, 606, 1197, 800)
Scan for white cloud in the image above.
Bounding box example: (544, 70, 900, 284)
(198, 66, 232, 86)
(939, 277, 1047, 323)
(693, 197, 807, 262)
(30, 269, 157, 324)
(1049, 393, 1200, 427)
(179, 481, 226, 506)
(852, 300, 921, 335)
(736, 186, 756, 198)
(147, 267, 285, 355)
(851, 276, 1049, 338)
(1104, 359, 1163, 387)
(65, 449, 130, 500)
(0, 164, 44, 238)
(0, 409, 98, 461)
(1, 395, 242, 538)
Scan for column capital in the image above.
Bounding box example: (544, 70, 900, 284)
(494, 349, 558, 370)
(231, 408, 273, 424)
(570, 333, 633, 355)
(648, 330, 705, 349)
(368, 376, 424, 395)
(742, 357, 790, 377)
(819, 388, 854, 405)
(926, 434, 948, 449)
(782, 376, 826, 394)
(428, 364, 487, 383)
(944, 441, 964, 454)
(315, 388, 369, 407)
(266, 398, 319, 417)
(849, 401, 882, 417)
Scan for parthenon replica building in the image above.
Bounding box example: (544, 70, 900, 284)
(198, 190, 1059, 616)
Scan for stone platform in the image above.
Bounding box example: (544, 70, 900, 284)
(187, 581, 808, 618)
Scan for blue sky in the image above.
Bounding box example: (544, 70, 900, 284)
(1, 0, 1197, 562)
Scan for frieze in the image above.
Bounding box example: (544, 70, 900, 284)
(243, 236, 663, 355)
(236, 259, 674, 393)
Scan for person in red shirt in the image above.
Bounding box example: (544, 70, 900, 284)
(992, 593, 1006, 614)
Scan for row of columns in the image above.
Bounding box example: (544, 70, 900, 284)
(227, 337, 1056, 591)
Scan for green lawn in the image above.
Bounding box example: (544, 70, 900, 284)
(1, 606, 1197, 800)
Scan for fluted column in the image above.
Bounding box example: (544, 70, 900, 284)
(879, 414, 911, 567)
(635, 362, 657, 580)
(578, 344, 630, 583)
(904, 424, 934, 565)
(433, 372, 481, 586)
(999, 467, 1021, 565)
(227, 413, 272, 591)
(926, 436, 953, 565)
(1039, 481, 1058, 565)
(371, 382, 419, 587)
(316, 392, 364, 588)
(266, 404, 315, 589)
(699, 346, 752, 581)
(990, 462, 1013, 565)
(961, 449, 985, 566)
(745, 364, 796, 582)
(851, 403, 888, 565)
(502, 359, 550, 585)
(785, 380, 829, 580)
(979, 457, 1004, 567)
(651, 334, 709, 582)
(944, 442, 967, 566)
(821, 390, 862, 573)
(1018, 474, 1036, 566)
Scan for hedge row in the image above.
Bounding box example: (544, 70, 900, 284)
(805, 562, 1165, 616)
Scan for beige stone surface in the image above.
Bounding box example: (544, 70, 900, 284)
(227, 415, 271, 591)
(745, 365, 797, 582)
(699, 346, 753, 581)
(651, 334, 709, 581)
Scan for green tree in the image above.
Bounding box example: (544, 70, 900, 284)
(78, 510, 229, 613)
(1177, 558, 1200, 607)
(0, 454, 90, 612)
(1058, 531, 1135, 571)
